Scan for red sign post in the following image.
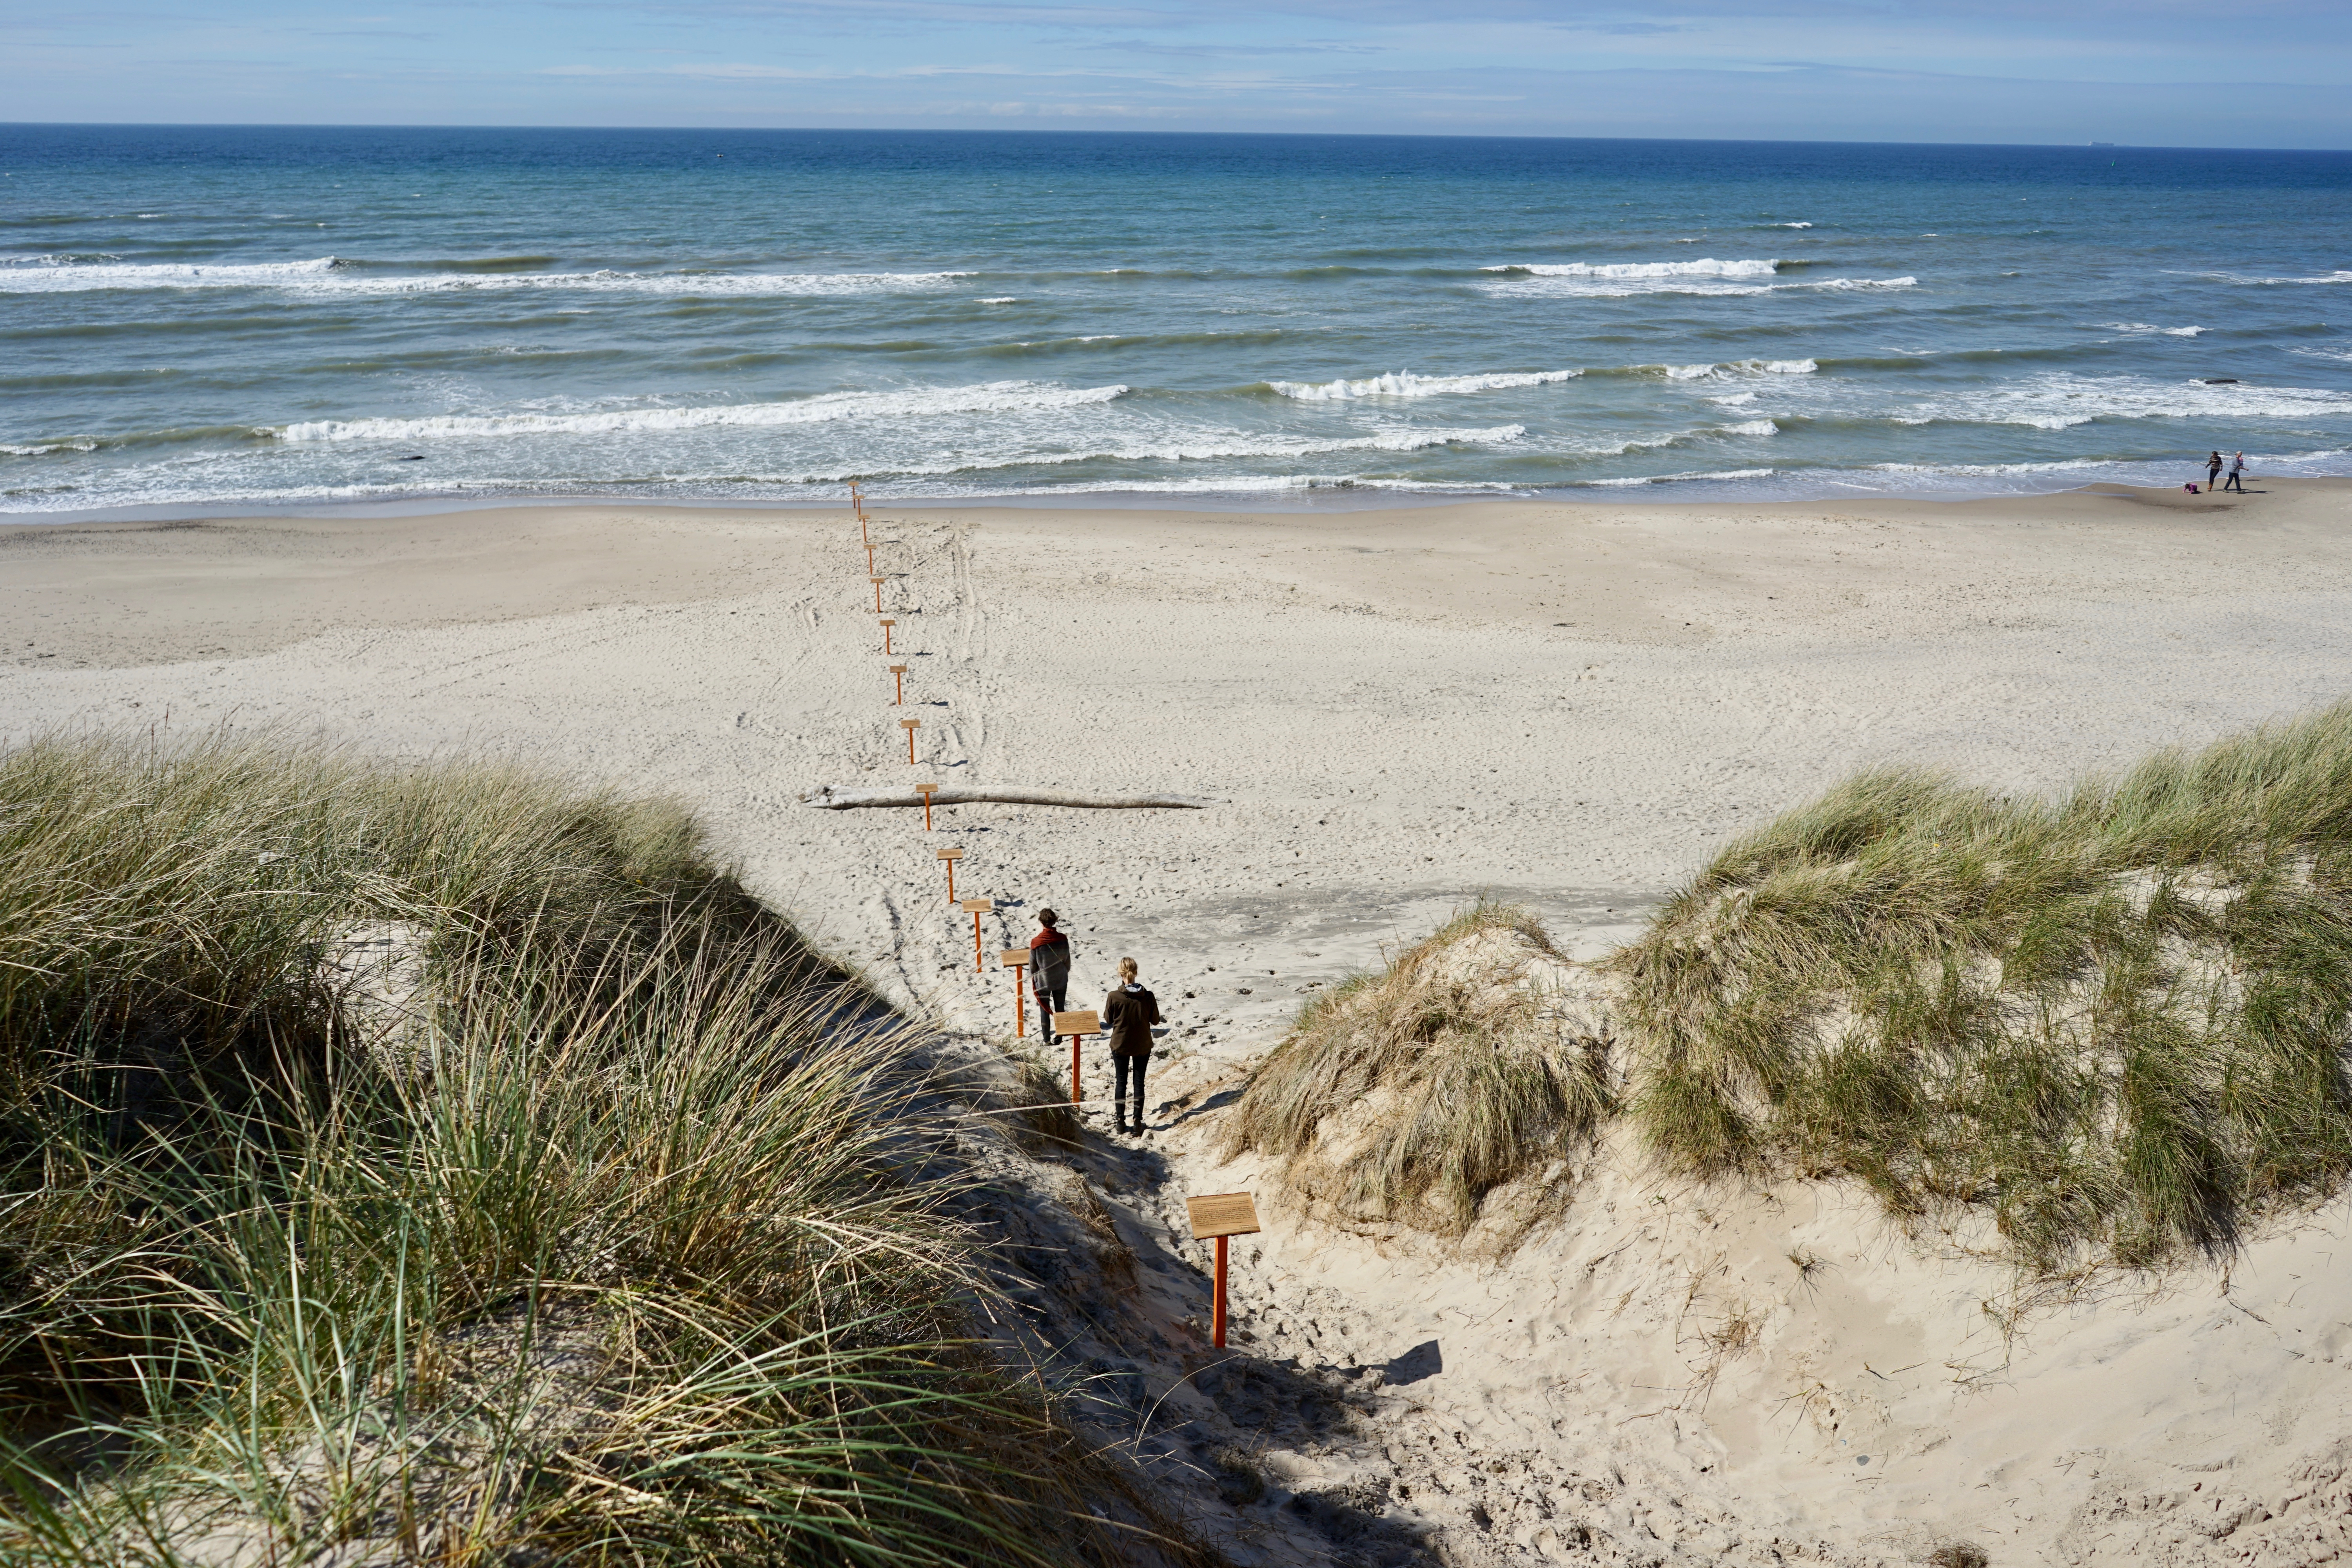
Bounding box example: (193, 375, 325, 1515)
(1185, 1193, 1261, 1350)
(890, 663, 908, 705)
(960, 897, 991, 973)
(935, 846, 963, 903)
(880, 618, 896, 654)
(870, 576, 886, 613)
(1000, 949, 1029, 1036)
(900, 717, 920, 763)
(1053, 1009, 1100, 1107)
(915, 781, 938, 829)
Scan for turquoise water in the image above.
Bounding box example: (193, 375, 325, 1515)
(4, 125, 2350, 517)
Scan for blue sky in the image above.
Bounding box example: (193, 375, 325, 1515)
(11, 0, 2352, 147)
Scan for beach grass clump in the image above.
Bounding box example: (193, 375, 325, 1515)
(1223, 903, 1612, 1241)
(0, 733, 1206, 1567)
(1613, 701, 2352, 1270)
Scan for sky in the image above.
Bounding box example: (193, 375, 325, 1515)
(9, 0, 2352, 148)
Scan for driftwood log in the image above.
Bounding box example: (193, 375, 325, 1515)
(800, 784, 1214, 811)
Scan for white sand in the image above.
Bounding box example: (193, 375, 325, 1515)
(7, 479, 2352, 1564)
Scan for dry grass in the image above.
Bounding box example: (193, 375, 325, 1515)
(1223, 903, 1612, 1241)
(0, 733, 1214, 1567)
(1613, 700, 2352, 1271)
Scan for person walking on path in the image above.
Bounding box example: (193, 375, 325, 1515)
(1029, 909, 1072, 1046)
(2224, 451, 2247, 492)
(2207, 451, 2225, 490)
(1103, 956, 1163, 1136)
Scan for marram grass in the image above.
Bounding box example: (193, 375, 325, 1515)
(0, 733, 1212, 1568)
(1613, 701, 2352, 1270)
(1224, 902, 1612, 1242)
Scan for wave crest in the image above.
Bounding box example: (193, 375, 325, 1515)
(1266, 368, 1581, 400)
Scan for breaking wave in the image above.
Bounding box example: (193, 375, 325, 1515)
(0, 256, 976, 297)
(1266, 368, 1581, 400)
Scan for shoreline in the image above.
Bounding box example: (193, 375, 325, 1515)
(11, 464, 2351, 529)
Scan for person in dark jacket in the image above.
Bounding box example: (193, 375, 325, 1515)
(1030, 910, 1071, 1045)
(1103, 956, 1163, 1135)
(2207, 451, 2224, 490)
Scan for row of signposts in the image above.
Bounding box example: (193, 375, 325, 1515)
(848, 481, 1255, 1349)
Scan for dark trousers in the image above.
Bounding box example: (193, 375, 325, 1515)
(1114, 1053, 1148, 1125)
(1034, 982, 1066, 1042)
(2224, 471, 2244, 491)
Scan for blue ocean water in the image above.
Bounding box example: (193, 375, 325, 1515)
(4, 125, 2350, 518)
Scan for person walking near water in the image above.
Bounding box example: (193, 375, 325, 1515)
(2224, 451, 2246, 492)
(1030, 909, 1071, 1045)
(1103, 956, 1163, 1135)
(2207, 451, 2224, 490)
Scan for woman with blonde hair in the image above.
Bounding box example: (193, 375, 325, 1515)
(1102, 956, 1163, 1136)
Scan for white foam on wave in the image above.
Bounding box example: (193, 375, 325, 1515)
(2192, 269, 2352, 287)
(2, 440, 100, 457)
(0, 256, 975, 297)
(273, 381, 1127, 442)
(1769, 222, 1814, 229)
(1267, 368, 1581, 401)
(2103, 322, 2207, 336)
(1663, 359, 1819, 380)
(1582, 468, 1778, 487)
(1721, 420, 1779, 437)
(1480, 261, 1910, 299)
(1486, 258, 1780, 280)
(2292, 345, 2352, 363)
(1034, 425, 1526, 466)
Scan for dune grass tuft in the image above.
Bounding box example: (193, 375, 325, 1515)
(1613, 701, 2352, 1270)
(0, 733, 1210, 1567)
(1223, 903, 1612, 1241)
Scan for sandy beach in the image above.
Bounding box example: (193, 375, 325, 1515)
(9, 478, 2352, 1564)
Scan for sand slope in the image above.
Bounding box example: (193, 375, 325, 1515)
(7, 481, 2352, 1563)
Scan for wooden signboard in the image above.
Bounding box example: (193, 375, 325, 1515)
(889, 663, 908, 704)
(914, 780, 937, 829)
(1185, 1192, 1260, 1348)
(880, 617, 896, 653)
(899, 717, 919, 762)
(1185, 1193, 1262, 1240)
(935, 845, 962, 901)
(869, 575, 886, 612)
(1001, 948, 1030, 1034)
(960, 897, 991, 971)
(1053, 1009, 1101, 1107)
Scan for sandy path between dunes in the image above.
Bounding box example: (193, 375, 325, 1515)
(7, 478, 2352, 1564)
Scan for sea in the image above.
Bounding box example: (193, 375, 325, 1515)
(4, 124, 2351, 519)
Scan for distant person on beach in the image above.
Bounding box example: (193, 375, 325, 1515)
(2224, 451, 2246, 492)
(1030, 910, 1071, 1045)
(1103, 957, 1163, 1135)
(2208, 451, 2225, 489)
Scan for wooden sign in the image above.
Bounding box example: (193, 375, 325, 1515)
(914, 780, 938, 829)
(935, 844, 962, 900)
(1054, 1009, 1101, 1106)
(1185, 1191, 1259, 1348)
(899, 716, 919, 763)
(960, 897, 991, 971)
(880, 617, 896, 653)
(935, 847, 964, 861)
(890, 664, 908, 705)
(1002, 948, 1031, 1035)
(1186, 1192, 1261, 1240)
(870, 576, 886, 613)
